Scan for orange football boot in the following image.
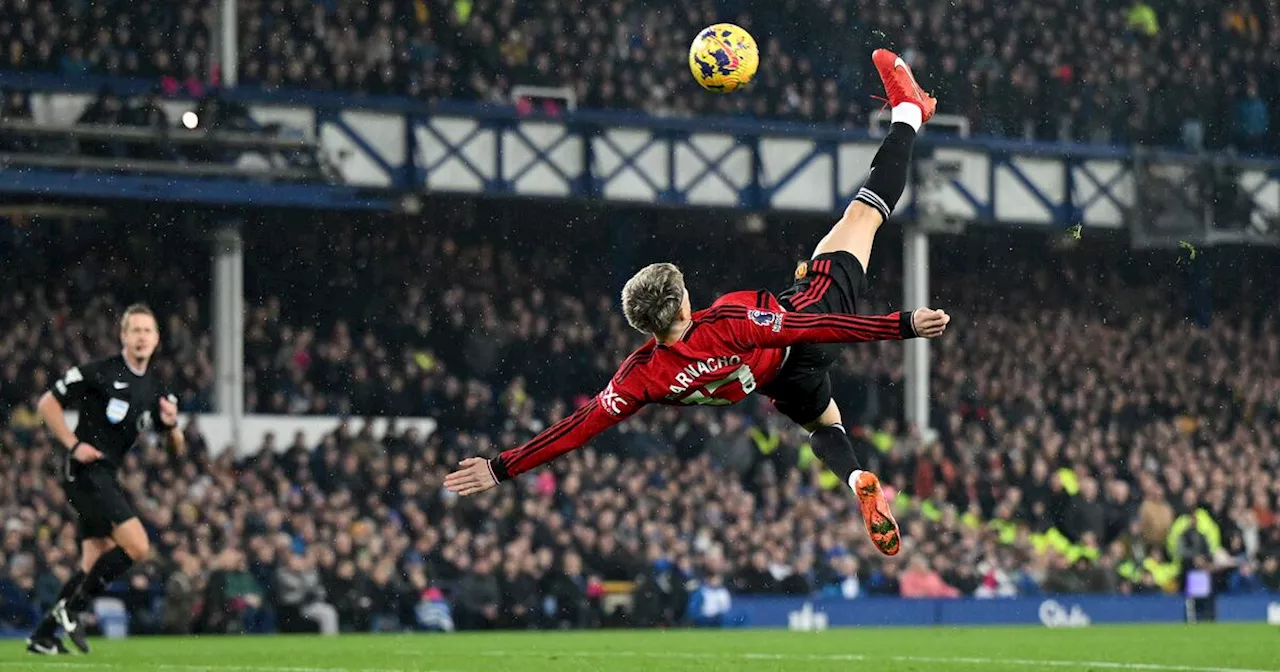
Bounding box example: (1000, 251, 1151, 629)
(854, 471, 901, 556)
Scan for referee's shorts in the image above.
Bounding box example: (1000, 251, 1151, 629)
(64, 461, 137, 541)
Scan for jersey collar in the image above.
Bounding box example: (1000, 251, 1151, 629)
(121, 351, 149, 376)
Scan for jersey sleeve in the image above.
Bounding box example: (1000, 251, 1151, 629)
(50, 361, 100, 407)
(491, 377, 646, 481)
(718, 303, 917, 349)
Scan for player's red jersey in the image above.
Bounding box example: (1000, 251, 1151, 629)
(490, 290, 915, 481)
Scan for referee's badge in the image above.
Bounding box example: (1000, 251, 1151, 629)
(795, 261, 808, 280)
(106, 398, 130, 424)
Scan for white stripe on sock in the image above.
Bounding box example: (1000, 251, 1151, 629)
(856, 188, 891, 218)
(848, 469, 864, 491)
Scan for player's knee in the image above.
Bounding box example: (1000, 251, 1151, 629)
(801, 400, 842, 432)
(114, 522, 151, 561)
(842, 199, 884, 227)
(121, 536, 150, 561)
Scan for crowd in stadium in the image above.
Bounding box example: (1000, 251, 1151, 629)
(1, 205, 1278, 634)
(1, 0, 1276, 150)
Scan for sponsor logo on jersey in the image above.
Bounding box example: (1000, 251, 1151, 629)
(106, 398, 130, 424)
(748, 309, 783, 332)
(599, 383, 629, 417)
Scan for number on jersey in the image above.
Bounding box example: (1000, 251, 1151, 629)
(678, 365, 756, 406)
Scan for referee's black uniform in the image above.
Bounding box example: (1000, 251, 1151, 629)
(51, 353, 175, 539)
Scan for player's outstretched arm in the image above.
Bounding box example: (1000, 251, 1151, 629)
(444, 390, 641, 497)
(731, 304, 950, 349)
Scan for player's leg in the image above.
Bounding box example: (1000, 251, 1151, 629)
(68, 518, 148, 610)
(29, 538, 101, 638)
(27, 487, 116, 653)
(59, 473, 148, 653)
(812, 49, 936, 272)
(800, 398, 900, 556)
(764, 371, 901, 556)
(54, 519, 148, 653)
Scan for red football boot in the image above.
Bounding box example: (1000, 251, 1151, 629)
(871, 48, 937, 123)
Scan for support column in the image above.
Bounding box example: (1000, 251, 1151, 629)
(903, 223, 930, 433)
(212, 224, 244, 452)
(214, 0, 238, 86)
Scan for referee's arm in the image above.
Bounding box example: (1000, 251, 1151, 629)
(159, 394, 185, 454)
(36, 392, 78, 452)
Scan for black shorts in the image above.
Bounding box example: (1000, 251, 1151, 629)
(759, 251, 868, 425)
(63, 461, 136, 541)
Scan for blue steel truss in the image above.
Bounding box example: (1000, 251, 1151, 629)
(2, 70, 1279, 233)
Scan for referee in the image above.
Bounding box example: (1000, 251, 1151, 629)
(26, 304, 183, 655)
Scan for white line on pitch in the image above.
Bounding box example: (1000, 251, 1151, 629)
(0, 663, 442, 672)
(479, 649, 1280, 672)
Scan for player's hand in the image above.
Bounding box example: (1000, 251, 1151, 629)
(912, 308, 951, 338)
(71, 442, 104, 463)
(444, 457, 499, 496)
(159, 395, 179, 428)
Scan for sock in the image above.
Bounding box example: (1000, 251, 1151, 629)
(891, 102, 923, 132)
(67, 548, 134, 613)
(807, 423, 863, 486)
(854, 122, 918, 222)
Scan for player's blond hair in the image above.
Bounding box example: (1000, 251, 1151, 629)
(621, 263, 686, 336)
(119, 303, 157, 332)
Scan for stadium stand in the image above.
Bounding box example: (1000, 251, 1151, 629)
(1, 0, 1276, 150)
(1, 204, 1277, 633)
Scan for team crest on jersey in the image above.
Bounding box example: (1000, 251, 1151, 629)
(599, 383, 629, 417)
(795, 261, 808, 280)
(106, 398, 130, 424)
(748, 309, 783, 332)
(137, 410, 154, 433)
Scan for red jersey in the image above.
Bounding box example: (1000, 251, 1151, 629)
(490, 290, 916, 481)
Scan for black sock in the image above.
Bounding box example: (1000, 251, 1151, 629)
(31, 570, 87, 638)
(808, 423, 864, 486)
(854, 123, 918, 222)
(67, 548, 134, 613)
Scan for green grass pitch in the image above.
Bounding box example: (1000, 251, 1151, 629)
(0, 625, 1275, 672)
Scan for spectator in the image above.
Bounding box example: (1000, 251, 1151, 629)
(1227, 561, 1267, 595)
(323, 559, 372, 633)
(498, 559, 538, 629)
(779, 555, 816, 596)
(196, 549, 266, 635)
(1176, 518, 1213, 578)
(1138, 484, 1177, 550)
(821, 555, 862, 600)
(900, 556, 960, 599)
(732, 551, 778, 594)
(277, 551, 339, 635)
(162, 551, 204, 635)
(1235, 82, 1270, 151)
(688, 555, 737, 628)
(0, 557, 38, 635)
(1067, 478, 1107, 543)
(1258, 557, 1280, 593)
(454, 556, 501, 631)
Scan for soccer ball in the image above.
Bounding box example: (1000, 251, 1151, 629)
(688, 23, 759, 93)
